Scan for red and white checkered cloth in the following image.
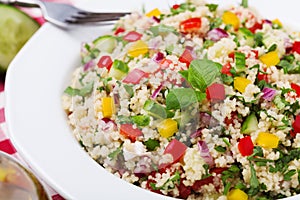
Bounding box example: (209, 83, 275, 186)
(0, 1, 72, 198)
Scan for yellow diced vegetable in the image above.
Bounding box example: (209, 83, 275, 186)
(101, 97, 115, 118)
(272, 19, 282, 28)
(146, 8, 161, 17)
(222, 11, 240, 29)
(256, 132, 279, 149)
(157, 119, 178, 138)
(234, 77, 251, 93)
(128, 40, 148, 58)
(259, 51, 280, 67)
(227, 189, 248, 200)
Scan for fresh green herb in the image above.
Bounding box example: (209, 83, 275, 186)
(108, 146, 122, 160)
(221, 73, 234, 85)
(221, 165, 241, 191)
(241, 0, 248, 8)
(223, 182, 231, 195)
(64, 82, 94, 97)
(205, 3, 218, 12)
(116, 115, 132, 124)
(298, 170, 300, 184)
(170, 3, 196, 15)
(166, 88, 198, 110)
(202, 164, 212, 179)
(150, 171, 181, 190)
(124, 84, 134, 97)
(202, 40, 214, 49)
(209, 17, 223, 30)
(131, 115, 150, 126)
(269, 148, 300, 174)
(283, 169, 297, 181)
(149, 24, 178, 37)
(223, 138, 231, 147)
(166, 44, 174, 55)
(273, 95, 285, 110)
(79, 73, 87, 86)
(267, 44, 277, 53)
(254, 32, 264, 47)
(195, 91, 207, 102)
(248, 163, 260, 196)
(215, 146, 227, 153)
(234, 52, 246, 72)
(180, 59, 221, 92)
(235, 182, 247, 190)
(144, 100, 168, 119)
(98, 77, 112, 93)
(144, 139, 160, 151)
(277, 60, 300, 74)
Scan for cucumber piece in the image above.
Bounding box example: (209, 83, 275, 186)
(241, 113, 258, 134)
(93, 35, 117, 53)
(238, 27, 254, 47)
(0, 4, 40, 72)
(143, 100, 167, 119)
(108, 59, 129, 80)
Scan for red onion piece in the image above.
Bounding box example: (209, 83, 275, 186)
(198, 141, 214, 167)
(199, 112, 219, 128)
(153, 52, 164, 63)
(152, 16, 160, 23)
(123, 31, 142, 42)
(151, 82, 164, 99)
(190, 129, 203, 138)
(83, 60, 95, 71)
(207, 28, 229, 42)
(263, 19, 272, 26)
(262, 87, 276, 101)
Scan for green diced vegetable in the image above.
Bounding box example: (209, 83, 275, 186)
(143, 100, 167, 119)
(267, 44, 277, 53)
(238, 28, 254, 46)
(144, 139, 160, 151)
(273, 95, 285, 110)
(131, 115, 150, 126)
(93, 35, 117, 53)
(215, 145, 227, 153)
(149, 24, 178, 37)
(124, 84, 134, 97)
(234, 52, 246, 73)
(205, 4, 218, 12)
(109, 60, 129, 80)
(241, 0, 248, 8)
(241, 113, 258, 134)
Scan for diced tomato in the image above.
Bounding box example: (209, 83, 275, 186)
(224, 112, 238, 126)
(291, 83, 300, 97)
(179, 49, 194, 67)
(119, 124, 143, 142)
(228, 52, 235, 60)
(114, 27, 125, 35)
(291, 115, 300, 138)
(178, 180, 191, 199)
(257, 73, 269, 82)
(123, 69, 147, 84)
(292, 41, 300, 54)
(179, 17, 202, 33)
(248, 22, 262, 33)
(159, 59, 173, 69)
(191, 176, 214, 191)
(164, 139, 187, 163)
(97, 55, 113, 71)
(123, 31, 142, 42)
(221, 63, 232, 76)
(238, 136, 254, 156)
(251, 50, 259, 59)
(172, 4, 180, 9)
(206, 83, 226, 102)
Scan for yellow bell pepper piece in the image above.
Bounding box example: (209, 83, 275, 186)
(227, 189, 248, 200)
(128, 40, 148, 58)
(259, 51, 280, 67)
(234, 77, 251, 93)
(256, 132, 279, 149)
(146, 8, 161, 17)
(272, 19, 282, 28)
(101, 97, 115, 118)
(157, 119, 178, 138)
(222, 11, 240, 29)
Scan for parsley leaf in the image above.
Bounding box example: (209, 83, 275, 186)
(64, 82, 94, 97)
(144, 139, 160, 151)
(284, 169, 297, 181)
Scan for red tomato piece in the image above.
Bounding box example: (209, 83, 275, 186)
(292, 41, 300, 54)
(206, 83, 226, 102)
(123, 69, 147, 84)
(251, 50, 259, 59)
(114, 27, 125, 35)
(179, 49, 194, 67)
(191, 176, 214, 191)
(179, 17, 202, 33)
(248, 22, 262, 33)
(228, 52, 235, 60)
(164, 139, 187, 163)
(159, 59, 173, 69)
(123, 31, 142, 42)
(257, 73, 269, 82)
(221, 63, 232, 76)
(97, 55, 113, 71)
(238, 136, 254, 156)
(291, 83, 300, 97)
(120, 124, 143, 142)
(172, 4, 180, 9)
(292, 115, 300, 134)
(178, 180, 191, 199)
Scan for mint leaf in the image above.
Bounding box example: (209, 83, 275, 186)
(166, 88, 198, 110)
(184, 59, 221, 92)
(131, 115, 150, 126)
(64, 82, 94, 97)
(149, 24, 178, 37)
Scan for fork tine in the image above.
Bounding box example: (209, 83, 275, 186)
(77, 11, 130, 17)
(65, 16, 122, 24)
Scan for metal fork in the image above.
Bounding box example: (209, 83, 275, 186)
(1, 0, 130, 27)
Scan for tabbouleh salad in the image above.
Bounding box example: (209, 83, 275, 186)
(62, 0, 300, 199)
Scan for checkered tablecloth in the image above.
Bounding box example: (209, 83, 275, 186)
(0, 3, 68, 199)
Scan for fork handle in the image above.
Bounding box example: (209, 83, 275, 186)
(0, 0, 41, 8)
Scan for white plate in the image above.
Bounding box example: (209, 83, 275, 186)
(5, 0, 300, 199)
